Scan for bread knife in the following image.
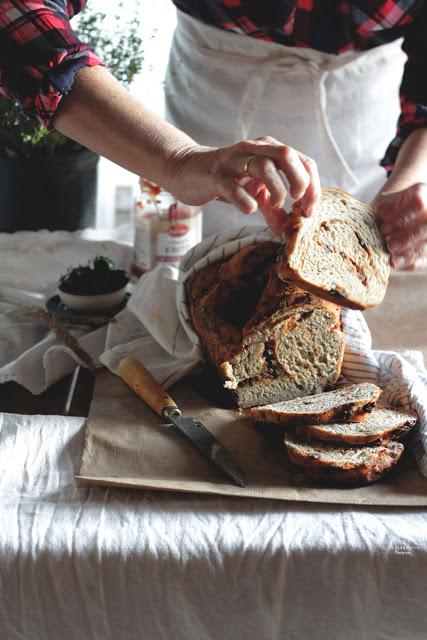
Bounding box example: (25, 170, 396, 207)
(118, 357, 246, 488)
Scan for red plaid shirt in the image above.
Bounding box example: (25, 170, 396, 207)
(0, 1, 102, 127)
(1, 1, 426, 171)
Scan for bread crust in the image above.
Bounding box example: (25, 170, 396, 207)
(296, 407, 418, 445)
(186, 241, 345, 408)
(251, 402, 375, 425)
(278, 188, 390, 310)
(247, 383, 382, 425)
(284, 435, 404, 485)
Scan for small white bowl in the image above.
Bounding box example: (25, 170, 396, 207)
(58, 285, 128, 313)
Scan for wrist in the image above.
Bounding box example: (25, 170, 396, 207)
(379, 168, 424, 197)
(373, 128, 427, 206)
(162, 144, 216, 200)
(385, 129, 427, 190)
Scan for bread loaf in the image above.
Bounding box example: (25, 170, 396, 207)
(278, 188, 390, 310)
(186, 242, 345, 408)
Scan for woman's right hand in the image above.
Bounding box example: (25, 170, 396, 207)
(52, 66, 319, 235)
(168, 136, 321, 234)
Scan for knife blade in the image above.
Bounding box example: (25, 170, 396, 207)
(118, 357, 246, 488)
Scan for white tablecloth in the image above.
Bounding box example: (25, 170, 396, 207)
(1, 411, 426, 640)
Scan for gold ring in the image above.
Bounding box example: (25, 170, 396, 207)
(243, 155, 256, 174)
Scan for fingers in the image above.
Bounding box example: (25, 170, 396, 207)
(374, 183, 427, 271)
(246, 156, 287, 208)
(298, 154, 321, 217)
(392, 245, 427, 271)
(269, 146, 309, 201)
(244, 178, 268, 200)
(206, 137, 319, 219)
(256, 186, 288, 236)
(376, 183, 427, 233)
(218, 180, 258, 214)
(389, 221, 427, 270)
(235, 137, 319, 214)
(380, 206, 420, 236)
(386, 221, 427, 255)
(246, 139, 309, 200)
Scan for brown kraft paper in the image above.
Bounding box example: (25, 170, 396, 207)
(76, 368, 427, 506)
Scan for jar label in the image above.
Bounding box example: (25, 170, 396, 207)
(156, 227, 199, 267)
(133, 207, 202, 272)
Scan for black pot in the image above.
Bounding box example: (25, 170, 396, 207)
(0, 149, 99, 232)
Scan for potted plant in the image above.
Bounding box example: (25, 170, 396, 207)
(0, 2, 143, 233)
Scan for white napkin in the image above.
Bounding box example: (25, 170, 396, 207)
(0, 229, 133, 394)
(100, 225, 427, 480)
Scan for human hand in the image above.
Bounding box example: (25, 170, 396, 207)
(373, 183, 427, 270)
(168, 136, 320, 232)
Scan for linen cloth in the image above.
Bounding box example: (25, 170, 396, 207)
(101, 225, 427, 481)
(0, 409, 426, 640)
(0, 229, 132, 394)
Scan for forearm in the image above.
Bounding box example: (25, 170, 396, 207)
(52, 64, 320, 220)
(52, 65, 199, 191)
(374, 128, 427, 201)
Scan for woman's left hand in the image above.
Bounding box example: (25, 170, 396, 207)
(372, 183, 427, 270)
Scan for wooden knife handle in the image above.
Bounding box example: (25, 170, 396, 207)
(118, 357, 179, 419)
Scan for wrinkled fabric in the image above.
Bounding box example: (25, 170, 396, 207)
(0, 229, 133, 393)
(0, 411, 426, 640)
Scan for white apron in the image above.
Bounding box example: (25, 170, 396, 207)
(165, 9, 407, 236)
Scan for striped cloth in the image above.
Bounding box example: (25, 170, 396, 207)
(340, 309, 427, 479)
(101, 225, 427, 479)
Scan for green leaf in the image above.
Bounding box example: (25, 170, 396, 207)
(0, 1, 144, 158)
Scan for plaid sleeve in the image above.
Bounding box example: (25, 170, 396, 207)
(381, 10, 427, 173)
(0, 0, 104, 127)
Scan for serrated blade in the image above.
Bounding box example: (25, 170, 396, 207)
(167, 414, 246, 488)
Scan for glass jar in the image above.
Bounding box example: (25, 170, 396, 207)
(131, 179, 203, 278)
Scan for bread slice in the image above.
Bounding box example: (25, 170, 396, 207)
(296, 407, 417, 445)
(278, 188, 390, 310)
(284, 434, 404, 485)
(247, 383, 382, 425)
(186, 242, 345, 408)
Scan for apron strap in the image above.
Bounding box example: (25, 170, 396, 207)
(235, 56, 299, 140)
(235, 55, 358, 187)
(312, 66, 358, 187)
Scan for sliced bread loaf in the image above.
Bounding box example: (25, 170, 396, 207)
(186, 242, 345, 408)
(247, 383, 382, 425)
(296, 407, 417, 445)
(283, 434, 404, 484)
(278, 188, 390, 310)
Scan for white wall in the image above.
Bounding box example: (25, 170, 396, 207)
(91, 0, 177, 228)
